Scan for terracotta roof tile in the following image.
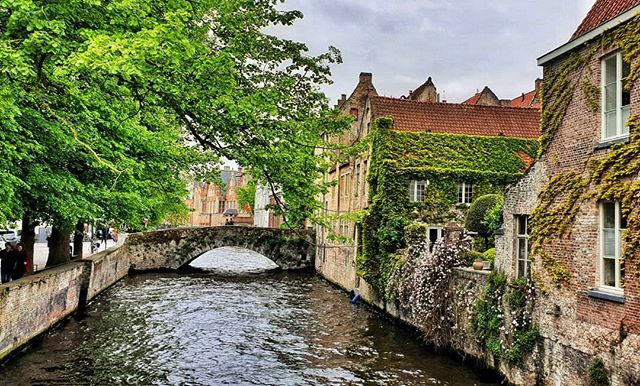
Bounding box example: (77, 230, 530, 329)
(571, 0, 640, 40)
(510, 90, 539, 109)
(462, 93, 481, 105)
(371, 96, 541, 139)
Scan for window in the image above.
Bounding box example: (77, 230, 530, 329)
(516, 215, 531, 279)
(409, 180, 427, 202)
(602, 52, 631, 140)
(600, 202, 626, 291)
(340, 173, 351, 198)
(218, 200, 226, 213)
(339, 219, 350, 237)
(457, 182, 473, 204)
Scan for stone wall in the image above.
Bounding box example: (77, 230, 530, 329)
(0, 262, 90, 361)
(0, 243, 135, 362)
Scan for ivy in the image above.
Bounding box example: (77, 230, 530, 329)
(360, 117, 539, 293)
(531, 15, 640, 285)
(472, 273, 541, 368)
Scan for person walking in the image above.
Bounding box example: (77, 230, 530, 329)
(0, 243, 13, 283)
(11, 243, 28, 280)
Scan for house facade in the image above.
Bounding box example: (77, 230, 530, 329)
(185, 166, 253, 227)
(497, 0, 640, 383)
(316, 72, 540, 297)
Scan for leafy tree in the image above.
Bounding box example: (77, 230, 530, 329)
(237, 179, 257, 215)
(1, 0, 348, 265)
(465, 194, 503, 249)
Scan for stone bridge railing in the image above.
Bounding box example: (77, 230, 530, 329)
(125, 226, 315, 271)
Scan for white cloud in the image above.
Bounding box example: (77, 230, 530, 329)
(274, 1, 597, 104)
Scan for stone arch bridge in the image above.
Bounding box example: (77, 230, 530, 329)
(125, 226, 315, 271)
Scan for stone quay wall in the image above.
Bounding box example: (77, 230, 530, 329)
(0, 242, 130, 362)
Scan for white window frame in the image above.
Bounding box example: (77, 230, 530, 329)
(601, 52, 631, 141)
(515, 215, 530, 279)
(457, 182, 473, 204)
(409, 180, 428, 202)
(599, 201, 625, 293)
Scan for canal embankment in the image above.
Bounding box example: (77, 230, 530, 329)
(0, 243, 128, 362)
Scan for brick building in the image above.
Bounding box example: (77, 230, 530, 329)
(316, 72, 540, 295)
(497, 0, 640, 383)
(185, 166, 253, 227)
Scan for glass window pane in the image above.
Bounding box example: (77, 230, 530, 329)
(605, 56, 617, 84)
(605, 112, 617, 138)
(409, 181, 416, 201)
(605, 84, 617, 111)
(518, 238, 526, 259)
(622, 106, 631, 136)
(603, 229, 616, 257)
(603, 203, 615, 228)
(517, 216, 526, 235)
(517, 259, 525, 279)
(466, 183, 473, 203)
(603, 258, 616, 287)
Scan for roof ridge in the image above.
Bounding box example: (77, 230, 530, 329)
(372, 95, 540, 112)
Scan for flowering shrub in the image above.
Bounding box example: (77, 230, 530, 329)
(387, 226, 471, 348)
(473, 274, 540, 367)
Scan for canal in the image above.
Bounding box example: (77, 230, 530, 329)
(0, 248, 498, 385)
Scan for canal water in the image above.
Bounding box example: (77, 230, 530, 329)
(0, 248, 498, 386)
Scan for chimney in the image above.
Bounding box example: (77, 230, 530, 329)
(359, 72, 373, 85)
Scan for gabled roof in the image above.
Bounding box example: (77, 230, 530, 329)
(571, 0, 640, 40)
(510, 90, 539, 109)
(409, 77, 436, 102)
(462, 93, 482, 105)
(370, 96, 541, 139)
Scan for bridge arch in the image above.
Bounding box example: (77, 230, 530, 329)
(124, 226, 315, 271)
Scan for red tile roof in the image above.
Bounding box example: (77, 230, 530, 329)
(510, 90, 540, 109)
(462, 93, 481, 105)
(371, 96, 541, 139)
(571, 0, 640, 40)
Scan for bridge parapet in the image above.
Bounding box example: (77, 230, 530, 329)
(125, 226, 315, 271)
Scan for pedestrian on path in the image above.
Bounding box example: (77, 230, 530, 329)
(0, 243, 14, 283)
(11, 243, 28, 280)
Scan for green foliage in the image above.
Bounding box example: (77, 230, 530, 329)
(465, 194, 503, 242)
(533, 15, 640, 284)
(482, 195, 504, 235)
(483, 248, 496, 265)
(473, 272, 540, 368)
(588, 357, 610, 386)
(237, 179, 257, 215)
(0, 0, 350, 238)
(469, 250, 485, 262)
(358, 118, 539, 293)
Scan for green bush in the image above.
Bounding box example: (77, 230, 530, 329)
(465, 194, 503, 249)
(588, 357, 610, 386)
(483, 248, 496, 264)
(404, 223, 429, 245)
(468, 250, 484, 262)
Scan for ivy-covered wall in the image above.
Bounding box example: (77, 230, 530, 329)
(359, 117, 539, 292)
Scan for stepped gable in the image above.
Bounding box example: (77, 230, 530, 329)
(371, 96, 541, 139)
(571, 0, 640, 40)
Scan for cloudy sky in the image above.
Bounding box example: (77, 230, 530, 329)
(274, 0, 597, 104)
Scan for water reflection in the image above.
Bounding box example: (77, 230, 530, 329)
(189, 247, 279, 274)
(0, 250, 497, 386)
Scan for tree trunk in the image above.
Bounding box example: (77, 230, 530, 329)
(73, 221, 84, 259)
(21, 215, 36, 274)
(46, 226, 71, 268)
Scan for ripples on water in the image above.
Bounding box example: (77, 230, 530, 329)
(0, 247, 497, 386)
